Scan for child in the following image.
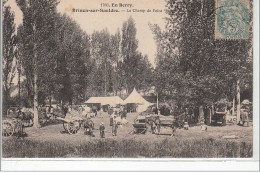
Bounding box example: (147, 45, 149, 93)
(201, 122, 207, 131)
(184, 122, 189, 130)
(99, 122, 105, 138)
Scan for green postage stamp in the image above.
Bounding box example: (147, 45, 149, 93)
(215, 0, 250, 39)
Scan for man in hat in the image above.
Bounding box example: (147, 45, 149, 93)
(241, 108, 249, 127)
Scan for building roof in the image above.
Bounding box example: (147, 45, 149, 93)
(85, 96, 124, 106)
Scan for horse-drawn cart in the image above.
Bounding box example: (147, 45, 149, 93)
(132, 115, 147, 134)
(211, 111, 226, 126)
(55, 116, 83, 135)
(154, 116, 174, 135)
(133, 123, 147, 134)
(210, 103, 227, 126)
(51, 112, 94, 135)
(2, 118, 23, 137)
(132, 114, 175, 135)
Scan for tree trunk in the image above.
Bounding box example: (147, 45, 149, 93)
(33, 72, 40, 129)
(25, 78, 33, 107)
(199, 105, 204, 124)
(104, 61, 107, 96)
(18, 67, 21, 108)
(232, 97, 235, 116)
(49, 93, 52, 108)
(209, 107, 212, 125)
(3, 89, 10, 116)
(156, 93, 159, 110)
(236, 80, 241, 124)
(18, 55, 21, 108)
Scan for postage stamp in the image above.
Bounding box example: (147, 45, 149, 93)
(215, 0, 250, 39)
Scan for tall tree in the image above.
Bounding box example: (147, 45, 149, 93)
(2, 5, 17, 115)
(90, 29, 122, 96)
(110, 29, 121, 95)
(53, 14, 92, 104)
(16, 0, 58, 128)
(121, 17, 139, 93)
(91, 29, 112, 96)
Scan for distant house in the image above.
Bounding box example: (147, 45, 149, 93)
(85, 96, 124, 111)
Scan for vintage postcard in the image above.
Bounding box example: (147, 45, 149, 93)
(1, 0, 259, 171)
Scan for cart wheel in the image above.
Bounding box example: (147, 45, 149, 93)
(2, 121, 14, 137)
(67, 120, 80, 135)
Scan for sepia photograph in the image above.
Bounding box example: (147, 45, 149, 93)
(1, 0, 259, 171)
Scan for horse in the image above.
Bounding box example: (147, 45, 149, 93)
(13, 119, 24, 138)
(17, 108, 34, 127)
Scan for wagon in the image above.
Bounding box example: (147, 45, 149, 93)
(210, 103, 227, 126)
(154, 116, 174, 135)
(132, 115, 147, 134)
(54, 116, 84, 135)
(145, 114, 159, 124)
(2, 118, 23, 137)
(51, 110, 94, 135)
(211, 112, 226, 126)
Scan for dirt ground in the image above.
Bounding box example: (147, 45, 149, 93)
(16, 113, 253, 145)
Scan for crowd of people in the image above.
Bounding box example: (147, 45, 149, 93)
(32, 100, 252, 138)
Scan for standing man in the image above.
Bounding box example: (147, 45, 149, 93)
(110, 110, 116, 126)
(241, 108, 249, 127)
(171, 117, 178, 137)
(63, 104, 68, 117)
(112, 120, 118, 136)
(119, 105, 124, 118)
(122, 107, 127, 119)
(151, 120, 156, 134)
(99, 122, 105, 138)
(108, 105, 113, 117)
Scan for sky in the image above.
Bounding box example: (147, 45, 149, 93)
(6, 0, 167, 67)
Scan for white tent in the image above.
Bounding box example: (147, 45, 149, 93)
(123, 88, 152, 112)
(85, 96, 124, 107)
(241, 99, 250, 105)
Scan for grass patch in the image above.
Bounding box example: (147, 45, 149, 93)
(2, 137, 252, 158)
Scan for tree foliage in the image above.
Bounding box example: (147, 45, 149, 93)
(121, 17, 153, 93)
(2, 5, 17, 115)
(151, 0, 253, 108)
(88, 17, 153, 96)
